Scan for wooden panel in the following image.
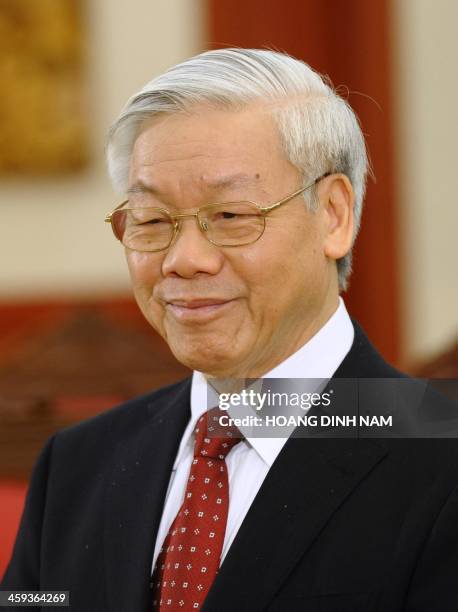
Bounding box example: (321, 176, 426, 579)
(0, 300, 190, 478)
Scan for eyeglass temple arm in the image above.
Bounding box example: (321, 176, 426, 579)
(105, 200, 129, 223)
(260, 172, 331, 213)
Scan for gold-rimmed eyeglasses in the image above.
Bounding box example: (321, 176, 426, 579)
(104, 173, 329, 252)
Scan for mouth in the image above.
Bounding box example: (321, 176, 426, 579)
(165, 298, 236, 322)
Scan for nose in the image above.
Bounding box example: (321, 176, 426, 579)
(161, 217, 224, 278)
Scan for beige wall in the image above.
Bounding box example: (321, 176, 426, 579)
(0, 0, 456, 362)
(392, 0, 458, 362)
(0, 0, 204, 299)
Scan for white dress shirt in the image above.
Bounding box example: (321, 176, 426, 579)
(151, 297, 354, 570)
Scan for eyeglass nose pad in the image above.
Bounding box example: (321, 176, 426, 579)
(200, 220, 209, 232)
(169, 220, 181, 247)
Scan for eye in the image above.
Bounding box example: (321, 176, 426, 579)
(145, 217, 168, 225)
(210, 209, 255, 222)
(130, 211, 172, 225)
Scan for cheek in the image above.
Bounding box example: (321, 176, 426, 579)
(241, 223, 324, 310)
(126, 251, 162, 289)
(125, 252, 165, 332)
(230, 246, 297, 323)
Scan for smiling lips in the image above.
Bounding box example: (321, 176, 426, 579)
(165, 298, 235, 321)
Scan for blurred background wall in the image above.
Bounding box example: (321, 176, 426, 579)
(1, 0, 205, 298)
(393, 0, 457, 363)
(0, 0, 457, 573)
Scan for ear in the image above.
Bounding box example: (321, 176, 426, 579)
(319, 174, 355, 261)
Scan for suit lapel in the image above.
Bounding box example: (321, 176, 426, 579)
(104, 380, 191, 612)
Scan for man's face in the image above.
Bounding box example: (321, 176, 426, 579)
(126, 106, 338, 377)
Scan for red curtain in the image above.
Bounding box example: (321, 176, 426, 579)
(206, 0, 400, 364)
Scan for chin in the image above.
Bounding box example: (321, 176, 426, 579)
(168, 343, 240, 377)
(164, 327, 240, 372)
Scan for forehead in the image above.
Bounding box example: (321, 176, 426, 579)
(129, 106, 291, 191)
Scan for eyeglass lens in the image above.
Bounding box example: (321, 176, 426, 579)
(112, 202, 265, 251)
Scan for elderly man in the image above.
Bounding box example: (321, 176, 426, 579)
(2, 49, 458, 611)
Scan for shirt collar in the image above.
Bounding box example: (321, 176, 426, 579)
(174, 297, 354, 469)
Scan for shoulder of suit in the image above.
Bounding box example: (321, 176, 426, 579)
(53, 376, 192, 449)
(342, 319, 407, 379)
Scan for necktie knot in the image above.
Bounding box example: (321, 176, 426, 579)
(194, 407, 242, 459)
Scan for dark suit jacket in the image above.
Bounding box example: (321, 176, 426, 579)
(2, 322, 458, 611)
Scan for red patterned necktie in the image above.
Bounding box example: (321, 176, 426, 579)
(152, 408, 242, 611)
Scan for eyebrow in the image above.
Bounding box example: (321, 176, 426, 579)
(126, 173, 261, 196)
(126, 182, 161, 196)
(205, 173, 261, 189)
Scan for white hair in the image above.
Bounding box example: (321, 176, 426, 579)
(106, 48, 369, 290)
